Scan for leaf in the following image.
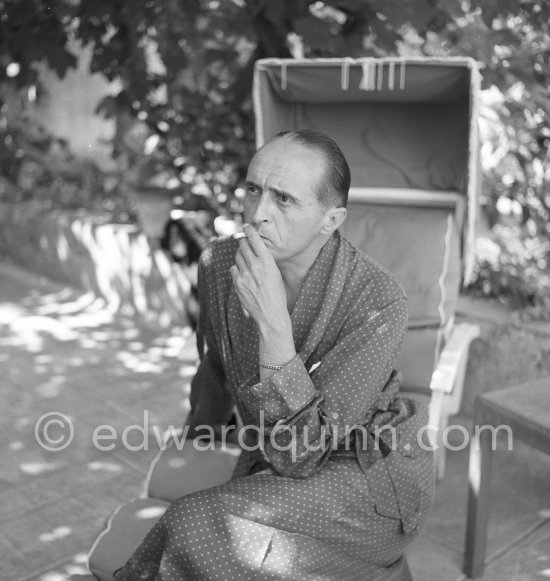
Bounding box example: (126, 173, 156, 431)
(474, 0, 500, 28)
(370, 19, 402, 53)
(471, 0, 526, 28)
(45, 45, 77, 79)
(95, 94, 124, 119)
(293, 14, 336, 51)
(323, 0, 373, 14)
(369, 0, 440, 32)
(435, 0, 466, 19)
(489, 29, 522, 48)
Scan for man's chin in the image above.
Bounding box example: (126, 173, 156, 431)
(266, 246, 283, 261)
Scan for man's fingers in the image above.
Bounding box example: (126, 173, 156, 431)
(237, 237, 255, 265)
(229, 264, 250, 318)
(243, 224, 270, 257)
(235, 249, 247, 271)
(229, 264, 239, 284)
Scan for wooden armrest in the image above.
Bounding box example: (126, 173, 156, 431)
(430, 322, 480, 395)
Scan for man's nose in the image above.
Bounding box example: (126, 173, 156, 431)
(250, 192, 271, 225)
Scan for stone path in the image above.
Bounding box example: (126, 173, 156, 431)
(0, 262, 196, 581)
(1, 261, 549, 581)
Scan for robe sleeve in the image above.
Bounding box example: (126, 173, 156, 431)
(236, 295, 408, 478)
(186, 259, 234, 433)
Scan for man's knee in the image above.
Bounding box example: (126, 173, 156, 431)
(166, 487, 219, 526)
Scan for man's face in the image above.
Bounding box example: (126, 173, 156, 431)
(243, 138, 330, 264)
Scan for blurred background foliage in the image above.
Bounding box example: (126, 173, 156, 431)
(0, 0, 549, 316)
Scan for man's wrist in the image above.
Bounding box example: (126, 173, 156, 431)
(257, 316, 296, 374)
(257, 316, 293, 342)
(259, 360, 285, 371)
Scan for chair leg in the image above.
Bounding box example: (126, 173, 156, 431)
(435, 410, 449, 481)
(463, 408, 493, 578)
(428, 389, 445, 480)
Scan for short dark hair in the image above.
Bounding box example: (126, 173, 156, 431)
(273, 129, 350, 208)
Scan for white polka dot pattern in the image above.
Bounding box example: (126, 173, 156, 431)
(114, 231, 434, 581)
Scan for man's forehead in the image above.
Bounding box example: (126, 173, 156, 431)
(246, 156, 293, 181)
(247, 139, 324, 179)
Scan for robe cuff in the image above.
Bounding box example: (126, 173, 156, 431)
(237, 354, 320, 424)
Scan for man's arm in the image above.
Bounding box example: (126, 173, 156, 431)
(230, 225, 296, 378)
(186, 257, 234, 436)
(236, 296, 408, 477)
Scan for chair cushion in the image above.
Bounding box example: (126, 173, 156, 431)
(88, 498, 168, 581)
(146, 438, 242, 502)
(340, 201, 460, 329)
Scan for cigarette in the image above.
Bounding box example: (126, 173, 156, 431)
(233, 232, 247, 240)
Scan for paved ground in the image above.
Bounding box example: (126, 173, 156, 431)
(1, 261, 549, 581)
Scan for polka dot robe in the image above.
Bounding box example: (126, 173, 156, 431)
(114, 231, 434, 581)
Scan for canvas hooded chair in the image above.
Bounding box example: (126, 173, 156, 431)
(87, 57, 481, 580)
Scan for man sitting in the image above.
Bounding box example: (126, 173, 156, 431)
(114, 129, 434, 581)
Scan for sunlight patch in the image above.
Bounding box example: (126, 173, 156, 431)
(36, 376, 66, 398)
(179, 365, 198, 377)
(136, 505, 167, 519)
(39, 525, 72, 543)
(87, 460, 122, 472)
(20, 461, 63, 475)
(0, 303, 25, 324)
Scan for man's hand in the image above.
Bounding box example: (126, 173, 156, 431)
(230, 224, 296, 375)
(229, 224, 288, 329)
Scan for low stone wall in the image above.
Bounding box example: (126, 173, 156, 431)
(0, 202, 197, 329)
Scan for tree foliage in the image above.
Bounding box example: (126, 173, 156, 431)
(1, 0, 549, 311)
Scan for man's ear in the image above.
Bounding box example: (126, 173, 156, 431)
(320, 207, 347, 235)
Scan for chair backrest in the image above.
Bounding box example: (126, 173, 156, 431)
(340, 189, 461, 391)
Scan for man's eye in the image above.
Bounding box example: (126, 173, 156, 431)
(246, 185, 259, 195)
(278, 194, 292, 205)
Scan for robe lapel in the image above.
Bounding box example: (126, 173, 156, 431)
(226, 285, 259, 387)
(290, 233, 348, 364)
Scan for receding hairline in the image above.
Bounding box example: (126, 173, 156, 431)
(263, 132, 348, 208)
(251, 135, 330, 176)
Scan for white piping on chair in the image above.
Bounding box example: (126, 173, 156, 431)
(341, 59, 351, 90)
(280, 62, 287, 90)
(252, 67, 264, 148)
(142, 441, 175, 499)
(438, 213, 454, 327)
(433, 213, 454, 368)
(359, 60, 373, 91)
(87, 500, 126, 571)
(434, 326, 444, 375)
(399, 60, 406, 90)
(388, 60, 395, 89)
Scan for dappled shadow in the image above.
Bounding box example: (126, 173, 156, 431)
(0, 263, 197, 580)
